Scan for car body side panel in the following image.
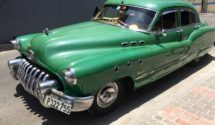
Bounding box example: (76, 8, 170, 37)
(67, 26, 215, 96)
(73, 27, 214, 96)
(64, 46, 155, 96)
(61, 39, 191, 95)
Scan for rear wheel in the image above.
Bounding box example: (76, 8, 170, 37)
(88, 81, 125, 116)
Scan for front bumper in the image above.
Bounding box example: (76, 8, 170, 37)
(8, 58, 94, 113)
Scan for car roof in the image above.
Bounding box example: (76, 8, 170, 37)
(105, 0, 195, 11)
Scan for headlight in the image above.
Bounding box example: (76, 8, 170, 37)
(63, 68, 77, 86)
(10, 39, 20, 50)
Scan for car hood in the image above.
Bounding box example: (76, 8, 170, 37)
(22, 21, 151, 75)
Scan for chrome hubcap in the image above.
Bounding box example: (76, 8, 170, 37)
(97, 82, 118, 108)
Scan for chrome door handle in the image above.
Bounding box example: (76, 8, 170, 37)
(194, 25, 200, 29)
(176, 29, 183, 33)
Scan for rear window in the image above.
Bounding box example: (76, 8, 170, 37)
(181, 9, 199, 26)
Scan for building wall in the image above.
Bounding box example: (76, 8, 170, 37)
(187, 0, 202, 12)
(207, 0, 215, 12)
(187, 0, 215, 12)
(0, 0, 214, 45)
(0, 0, 105, 44)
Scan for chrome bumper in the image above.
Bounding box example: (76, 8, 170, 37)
(8, 58, 94, 113)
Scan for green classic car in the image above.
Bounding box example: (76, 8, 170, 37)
(8, 0, 215, 115)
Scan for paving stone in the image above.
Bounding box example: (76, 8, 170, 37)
(198, 112, 214, 120)
(182, 106, 198, 114)
(207, 110, 215, 117)
(192, 105, 206, 113)
(146, 119, 163, 125)
(154, 115, 164, 121)
(190, 119, 209, 125)
(163, 119, 177, 125)
(161, 112, 177, 122)
(200, 118, 215, 125)
(175, 119, 192, 125)
(184, 110, 200, 120)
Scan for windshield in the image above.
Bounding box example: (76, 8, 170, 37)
(94, 5, 156, 31)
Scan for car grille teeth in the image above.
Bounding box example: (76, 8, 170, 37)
(17, 59, 51, 98)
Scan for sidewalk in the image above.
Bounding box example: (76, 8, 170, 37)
(151, 74, 215, 125)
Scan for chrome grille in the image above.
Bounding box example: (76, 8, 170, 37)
(17, 59, 50, 98)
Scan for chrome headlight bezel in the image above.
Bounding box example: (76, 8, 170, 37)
(10, 39, 20, 50)
(63, 68, 77, 86)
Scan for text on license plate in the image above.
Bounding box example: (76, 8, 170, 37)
(44, 96, 72, 115)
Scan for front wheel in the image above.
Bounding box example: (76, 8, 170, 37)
(88, 81, 125, 116)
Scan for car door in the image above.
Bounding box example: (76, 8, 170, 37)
(178, 8, 201, 60)
(154, 10, 180, 44)
(152, 9, 185, 75)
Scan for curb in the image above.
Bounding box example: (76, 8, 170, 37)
(0, 44, 14, 52)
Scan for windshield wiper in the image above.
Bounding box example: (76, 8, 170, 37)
(92, 18, 104, 21)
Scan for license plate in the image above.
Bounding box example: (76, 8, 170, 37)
(44, 95, 73, 115)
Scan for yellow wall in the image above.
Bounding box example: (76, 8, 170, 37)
(186, 0, 215, 12)
(207, 0, 215, 12)
(186, 0, 202, 12)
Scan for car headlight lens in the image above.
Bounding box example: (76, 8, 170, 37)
(10, 39, 20, 50)
(63, 68, 77, 86)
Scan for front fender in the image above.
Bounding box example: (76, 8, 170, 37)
(60, 46, 154, 96)
(17, 33, 40, 53)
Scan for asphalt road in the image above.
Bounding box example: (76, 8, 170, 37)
(0, 14, 215, 125)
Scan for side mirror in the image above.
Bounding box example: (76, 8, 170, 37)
(93, 6, 100, 17)
(155, 29, 167, 37)
(161, 29, 167, 36)
(154, 29, 167, 44)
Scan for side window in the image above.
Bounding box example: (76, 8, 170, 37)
(181, 10, 190, 26)
(154, 10, 177, 31)
(190, 12, 200, 24)
(181, 9, 199, 26)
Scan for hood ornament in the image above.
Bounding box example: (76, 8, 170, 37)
(43, 28, 49, 36)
